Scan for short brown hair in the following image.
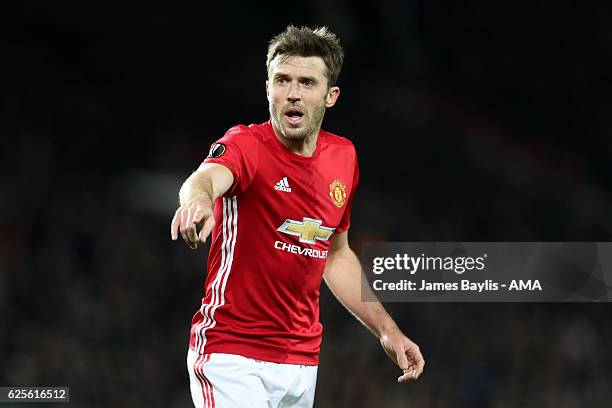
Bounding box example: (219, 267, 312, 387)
(266, 25, 344, 87)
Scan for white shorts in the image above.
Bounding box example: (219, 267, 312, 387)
(187, 349, 318, 408)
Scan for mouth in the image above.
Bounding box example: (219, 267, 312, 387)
(283, 107, 304, 126)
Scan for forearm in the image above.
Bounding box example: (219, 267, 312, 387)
(323, 248, 399, 338)
(172, 164, 233, 247)
(178, 164, 233, 206)
(179, 172, 214, 206)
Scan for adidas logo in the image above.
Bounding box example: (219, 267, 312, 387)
(274, 177, 292, 192)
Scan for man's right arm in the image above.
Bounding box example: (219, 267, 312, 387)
(170, 163, 234, 249)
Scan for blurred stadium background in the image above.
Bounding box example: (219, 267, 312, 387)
(2, 1, 612, 406)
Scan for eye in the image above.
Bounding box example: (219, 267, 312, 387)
(276, 77, 288, 85)
(301, 79, 314, 86)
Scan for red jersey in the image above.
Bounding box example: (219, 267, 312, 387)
(189, 120, 359, 365)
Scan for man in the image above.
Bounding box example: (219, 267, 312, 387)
(171, 25, 424, 407)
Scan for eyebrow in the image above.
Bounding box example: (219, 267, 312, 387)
(273, 73, 318, 83)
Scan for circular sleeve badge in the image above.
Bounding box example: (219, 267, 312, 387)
(207, 143, 226, 158)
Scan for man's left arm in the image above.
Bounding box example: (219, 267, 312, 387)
(323, 231, 425, 383)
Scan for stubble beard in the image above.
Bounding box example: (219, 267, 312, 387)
(270, 100, 326, 143)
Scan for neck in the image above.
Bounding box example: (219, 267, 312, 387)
(271, 122, 320, 157)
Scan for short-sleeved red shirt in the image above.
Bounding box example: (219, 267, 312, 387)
(189, 120, 359, 365)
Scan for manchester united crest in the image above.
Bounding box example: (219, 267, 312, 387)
(329, 179, 347, 208)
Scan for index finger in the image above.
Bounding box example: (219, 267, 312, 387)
(171, 209, 181, 240)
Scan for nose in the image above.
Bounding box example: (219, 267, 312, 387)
(286, 80, 301, 102)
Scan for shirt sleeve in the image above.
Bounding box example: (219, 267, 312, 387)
(335, 147, 359, 234)
(199, 125, 259, 196)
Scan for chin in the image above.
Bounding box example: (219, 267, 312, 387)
(279, 121, 308, 139)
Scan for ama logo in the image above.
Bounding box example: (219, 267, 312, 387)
(509, 280, 542, 291)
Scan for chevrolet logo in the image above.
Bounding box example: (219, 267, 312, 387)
(277, 217, 335, 244)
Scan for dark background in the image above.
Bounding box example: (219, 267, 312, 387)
(3, 1, 612, 406)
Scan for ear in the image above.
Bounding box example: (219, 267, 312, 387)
(266, 80, 270, 102)
(325, 86, 340, 108)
